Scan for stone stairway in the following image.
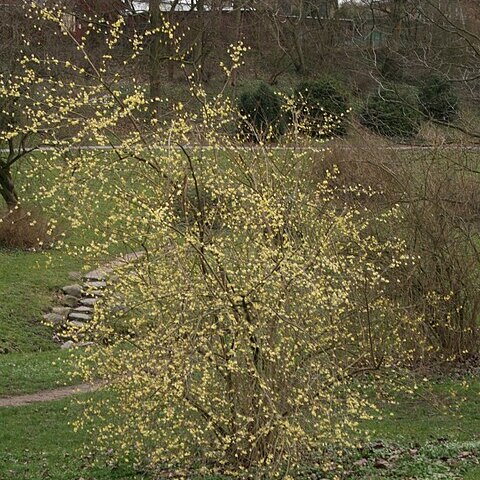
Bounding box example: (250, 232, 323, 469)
(43, 252, 142, 349)
(45, 272, 106, 349)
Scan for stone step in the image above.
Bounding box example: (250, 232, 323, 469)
(84, 289, 104, 298)
(43, 313, 65, 325)
(61, 340, 94, 349)
(84, 280, 107, 290)
(84, 268, 109, 281)
(69, 320, 86, 329)
(54, 253, 145, 348)
(69, 312, 93, 322)
(72, 306, 94, 314)
(52, 307, 72, 317)
(80, 297, 100, 307)
(62, 284, 83, 298)
(61, 340, 74, 349)
(62, 295, 80, 308)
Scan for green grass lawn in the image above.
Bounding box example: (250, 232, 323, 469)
(347, 379, 480, 479)
(343, 439, 480, 479)
(0, 393, 148, 480)
(464, 466, 480, 480)
(0, 350, 81, 396)
(367, 379, 480, 443)
(0, 250, 82, 353)
(369, 379, 480, 442)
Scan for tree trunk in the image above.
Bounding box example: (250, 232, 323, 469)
(389, 0, 407, 51)
(327, 0, 339, 19)
(292, 27, 306, 73)
(149, 0, 162, 117)
(0, 165, 18, 209)
(231, 0, 244, 86)
(193, 0, 206, 81)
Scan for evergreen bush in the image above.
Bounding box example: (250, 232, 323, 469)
(294, 78, 349, 137)
(360, 84, 422, 139)
(419, 74, 458, 122)
(237, 81, 284, 140)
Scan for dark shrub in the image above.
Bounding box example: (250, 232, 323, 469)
(0, 208, 55, 250)
(360, 84, 422, 139)
(294, 79, 349, 137)
(419, 74, 458, 122)
(237, 81, 284, 141)
(380, 53, 406, 82)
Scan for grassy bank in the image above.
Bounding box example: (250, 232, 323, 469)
(0, 250, 82, 353)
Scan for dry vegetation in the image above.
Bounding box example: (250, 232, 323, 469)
(324, 140, 480, 362)
(0, 207, 56, 250)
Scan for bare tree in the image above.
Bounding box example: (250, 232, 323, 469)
(149, 0, 163, 116)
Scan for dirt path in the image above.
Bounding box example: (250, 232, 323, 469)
(0, 383, 101, 408)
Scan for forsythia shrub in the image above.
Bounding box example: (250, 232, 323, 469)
(11, 5, 426, 478)
(72, 149, 422, 477)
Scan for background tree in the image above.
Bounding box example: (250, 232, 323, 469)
(149, 0, 163, 116)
